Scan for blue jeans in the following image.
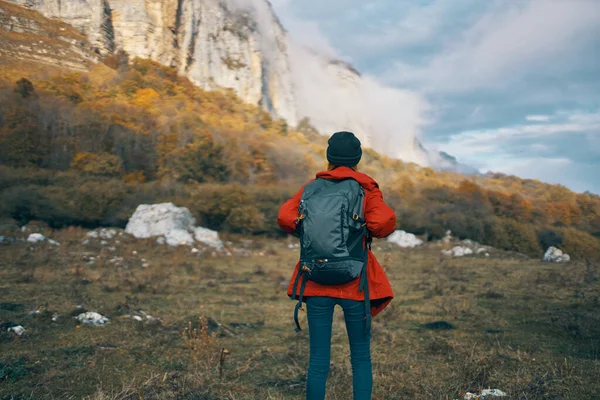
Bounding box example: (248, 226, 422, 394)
(305, 296, 372, 400)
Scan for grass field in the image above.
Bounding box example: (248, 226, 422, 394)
(1, 227, 599, 399)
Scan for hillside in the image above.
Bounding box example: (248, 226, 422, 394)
(0, 54, 599, 264)
(3, 0, 452, 167)
(0, 1, 599, 263)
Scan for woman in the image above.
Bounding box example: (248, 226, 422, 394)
(277, 131, 396, 400)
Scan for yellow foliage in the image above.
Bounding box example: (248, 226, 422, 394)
(132, 88, 160, 108)
(123, 171, 146, 184)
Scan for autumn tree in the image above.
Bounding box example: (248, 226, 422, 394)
(71, 152, 122, 177)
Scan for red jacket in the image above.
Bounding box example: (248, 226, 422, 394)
(277, 167, 396, 317)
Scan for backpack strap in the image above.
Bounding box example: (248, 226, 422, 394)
(293, 269, 310, 332)
(358, 227, 372, 336)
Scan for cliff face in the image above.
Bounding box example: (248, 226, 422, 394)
(8, 0, 299, 126)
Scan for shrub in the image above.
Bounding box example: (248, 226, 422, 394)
(557, 227, 600, 263)
(486, 218, 541, 257)
(70, 152, 122, 177)
(0, 185, 65, 226)
(158, 136, 230, 183)
(537, 229, 563, 250)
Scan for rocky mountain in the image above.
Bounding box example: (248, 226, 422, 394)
(3, 0, 465, 170)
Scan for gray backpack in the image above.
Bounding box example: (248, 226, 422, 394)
(291, 177, 372, 333)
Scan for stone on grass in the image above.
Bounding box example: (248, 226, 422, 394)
(442, 246, 474, 257)
(27, 233, 45, 243)
(75, 312, 109, 326)
(27, 233, 59, 245)
(87, 228, 119, 240)
(126, 203, 223, 248)
(7, 325, 25, 335)
(194, 226, 223, 248)
(387, 230, 423, 248)
(543, 246, 570, 263)
(463, 389, 507, 399)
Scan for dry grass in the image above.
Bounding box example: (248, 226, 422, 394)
(0, 229, 599, 399)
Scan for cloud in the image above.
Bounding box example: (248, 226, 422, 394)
(433, 110, 600, 193)
(383, 0, 600, 93)
(526, 115, 550, 122)
(287, 40, 431, 164)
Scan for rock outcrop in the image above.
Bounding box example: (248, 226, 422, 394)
(8, 0, 299, 126)
(543, 246, 571, 263)
(0, 0, 100, 70)
(125, 202, 223, 248)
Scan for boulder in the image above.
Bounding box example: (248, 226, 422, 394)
(7, 325, 25, 336)
(442, 246, 474, 257)
(463, 388, 507, 399)
(543, 246, 570, 263)
(26, 233, 60, 245)
(75, 312, 109, 326)
(125, 203, 223, 248)
(387, 230, 424, 248)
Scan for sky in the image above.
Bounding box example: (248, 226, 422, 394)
(268, 0, 600, 194)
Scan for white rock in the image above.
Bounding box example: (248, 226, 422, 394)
(8, 325, 25, 335)
(132, 315, 143, 322)
(132, 251, 138, 255)
(387, 230, 423, 248)
(442, 246, 474, 257)
(75, 312, 109, 326)
(87, 228, 118, 240)
(27, 233, 46, 243)
(464, 389, 507, 399)
(100, 240, 108, 246)
(52, 313, 59, 322)
(26, 233, 59, 245)
(543, 246, 571, 263)
(476, 248, 487, 254)
(194, 226, 224, 248)
(81, 240, 89, 245)
(142, 263, 150, 268)
(157, 237, 166, 245)
(191, 248, 199, 253)
(126, 203, 223, 248)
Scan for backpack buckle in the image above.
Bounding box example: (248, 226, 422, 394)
(295, 214, 305, 224)
(352, 213, 360, 221)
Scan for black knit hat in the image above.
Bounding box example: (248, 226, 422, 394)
(326, 131, 362, 167)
